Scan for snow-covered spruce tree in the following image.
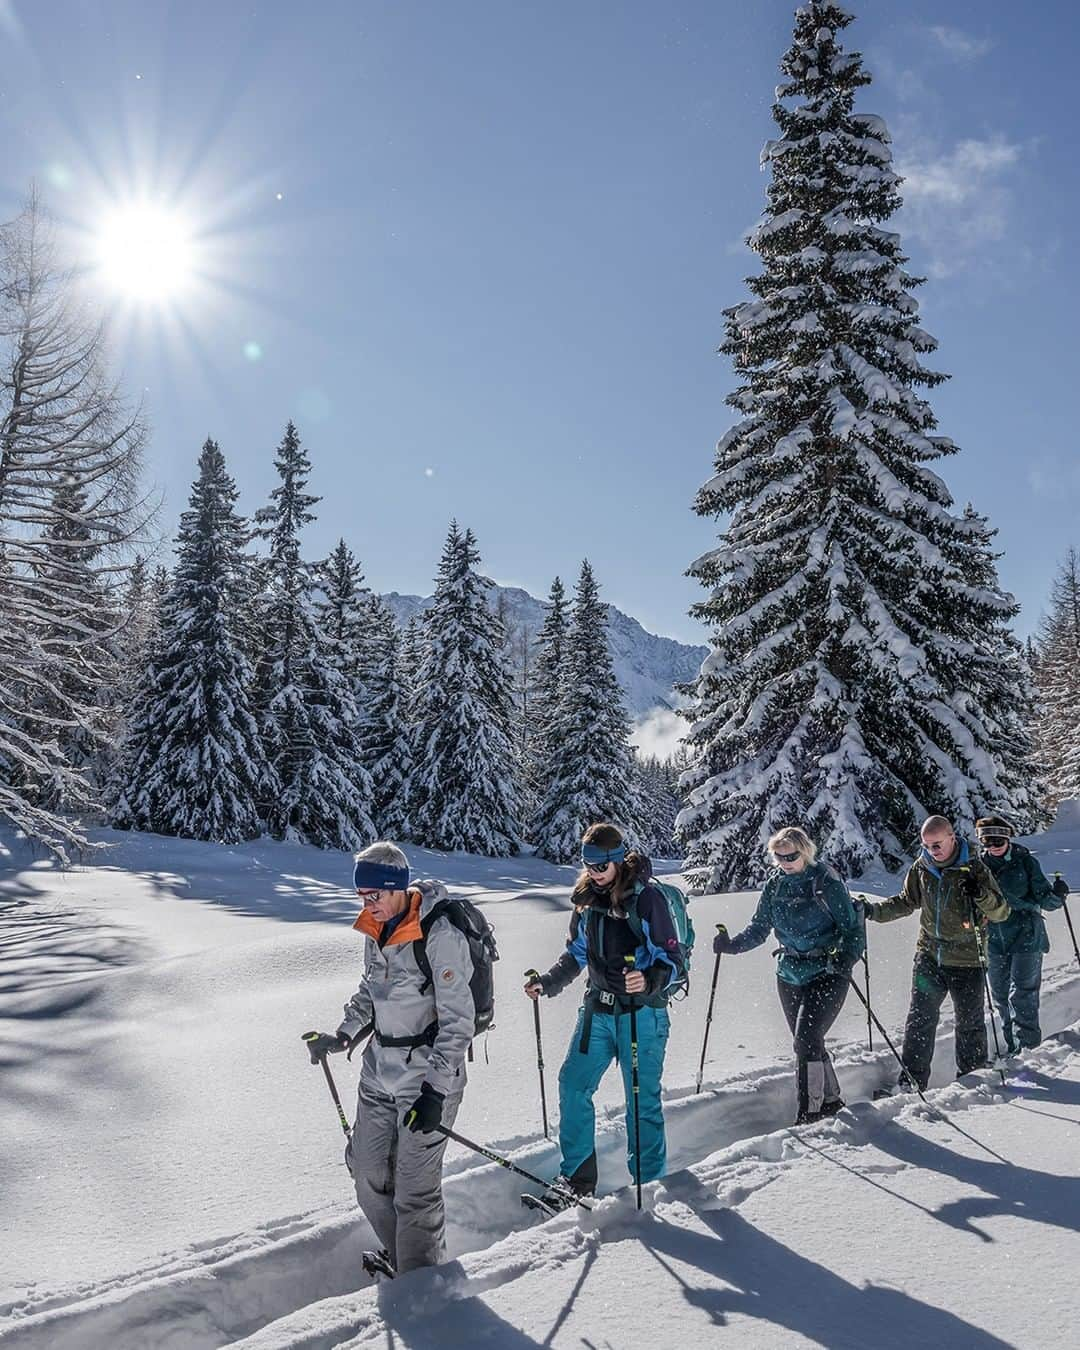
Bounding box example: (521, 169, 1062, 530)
(111, 440, 269, 841)
(0, 190, 148, 857)
(20, 474, 120, 807)
(363, 595, 415, 837)
(315, 538, 376, 719)
(410, 521, 520, 855)
(679, 3, 1022, 889)
(526, 575, 569, 840)
(1035, 548, 1080, 808)
(955, 504, 1048, 833)
(634, 755, 682, 859)
(253, 422, 375, 848)
(532, 560, 638, 863)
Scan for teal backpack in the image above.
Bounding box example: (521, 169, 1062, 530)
(629, 878, 695, 999)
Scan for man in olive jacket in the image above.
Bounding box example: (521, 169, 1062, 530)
(865, 815, 1009, 1091)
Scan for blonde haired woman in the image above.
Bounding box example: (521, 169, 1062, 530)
(713, 827, 863, 1123)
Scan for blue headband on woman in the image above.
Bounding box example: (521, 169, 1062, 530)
(353, 858, 410, 891)
(581, 842, 626, 866)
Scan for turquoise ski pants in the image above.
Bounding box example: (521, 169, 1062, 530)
(557, 1002, 670, 1190)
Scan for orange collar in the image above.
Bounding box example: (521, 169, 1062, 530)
(353, 889, 425, 945)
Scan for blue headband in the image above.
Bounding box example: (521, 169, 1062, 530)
(581, 842, 626, 866)
(353, 858, 410, 892)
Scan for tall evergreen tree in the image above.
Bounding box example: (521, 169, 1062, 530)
(955, 504, 1047, 833)
(410, 521, 520, 855)
(315, 539, 376, 719)
(21, 474, 118, 806)
(634, 755, 682, 859)
(1035, 548, 1080, 809)
(0, 191, 148, 856)
(527, 576, 569, 839)
(111, 440, 269, 841)
(364, 595, 415, 837)
(679, 2, 1024, 889)
(253, 422, 375, 848)
(532, 560, 637, 863)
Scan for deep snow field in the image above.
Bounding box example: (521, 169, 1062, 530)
(2, 820, 1080, 1349)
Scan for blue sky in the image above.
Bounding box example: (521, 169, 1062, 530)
(0, 0, 1076, 643)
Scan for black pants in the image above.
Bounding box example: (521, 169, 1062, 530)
(900, 952, 987, 1090)
(777, 972, 849, 1117)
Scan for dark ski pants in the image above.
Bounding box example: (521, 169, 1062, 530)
(776, 972, 848, 1118)
(988, 950, 1044, 1052)
(900, 953, 987, 1091)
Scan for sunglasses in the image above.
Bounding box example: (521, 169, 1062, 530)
(584, 861, 613, 874)
(772, 849, 800, 863)
(357, 888, 386, 901)
(924, 839, 954, 852)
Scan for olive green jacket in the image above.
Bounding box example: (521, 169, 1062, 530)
(865, 839, 1009, 968)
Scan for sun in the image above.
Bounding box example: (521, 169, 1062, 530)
(94, 203, 196, 303)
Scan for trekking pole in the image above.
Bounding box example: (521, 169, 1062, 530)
(966, 893, 1006, 1086)
(695, 924, 726, 1095)
(301, 1032, 352, 1139)
(856, 899, 872, 1051)
(524, 969, 550, 1138)
(625, 956, 643, 1211)
(845, 979, 930, 1108)
(1053, 875, 1080, 966)
(846, 979, 1010, 1164)
(436, 1125, 592, 1210)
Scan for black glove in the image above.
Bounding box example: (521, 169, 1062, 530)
(403, 1082, 445, 1134)
(713, 927, 733, 955)
(958, 871, 982, 902)
(1053, 876, 1070, 900)
(303, 1030, 349, 1064)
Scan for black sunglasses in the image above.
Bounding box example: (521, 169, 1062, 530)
(772, 849, 800, 863)
(584, 861, 613, 874)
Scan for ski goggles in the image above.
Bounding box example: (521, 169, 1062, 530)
(979, 831, 1011, 846)
(581, 842, 626, 869)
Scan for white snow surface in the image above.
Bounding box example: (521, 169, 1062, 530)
(3, 820, 1080, 1348)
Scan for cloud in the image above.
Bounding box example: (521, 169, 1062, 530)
(926, 25, 994, 62)
(898, 137, 1022, 206)
(630, 707, 686, 762)
(894, 135, 1025, 277)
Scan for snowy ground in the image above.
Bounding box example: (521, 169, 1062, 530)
(2, 823, 1080, 1348)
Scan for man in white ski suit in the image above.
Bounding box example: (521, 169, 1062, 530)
(307, 842, 475, 1273)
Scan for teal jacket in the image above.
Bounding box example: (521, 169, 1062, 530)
(982, 843, 1062, 956)
(728, 862, 863, 987)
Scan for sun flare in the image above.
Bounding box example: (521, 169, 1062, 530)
(95, 203, 196, 303)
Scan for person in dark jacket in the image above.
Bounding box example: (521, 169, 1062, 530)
(713, 826, 863, 1124)
(977, 815, 1063, 1054)
(524, 822, 687, 1202)
(865, 815, 1009, 1091)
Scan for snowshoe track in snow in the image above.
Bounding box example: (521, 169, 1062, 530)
(5, 977, 1080, 1350)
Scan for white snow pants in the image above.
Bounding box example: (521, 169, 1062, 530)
(346, 1077, 464, 1273)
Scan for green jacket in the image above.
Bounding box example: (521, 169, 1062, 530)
(983, 843, 1063, 956)
(866, 838, 1009, 968)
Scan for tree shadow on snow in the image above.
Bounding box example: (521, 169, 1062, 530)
(645, 1171, 1012, 1350)
(866, 1112, 1080, 1243)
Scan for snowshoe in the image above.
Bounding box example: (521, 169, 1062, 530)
(361, 1249, 396, 1280)
(521, 1177, 587, 1217)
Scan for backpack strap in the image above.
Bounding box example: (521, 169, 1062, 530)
(809, 864, 844, 926)
(414, 897, 452, 994)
